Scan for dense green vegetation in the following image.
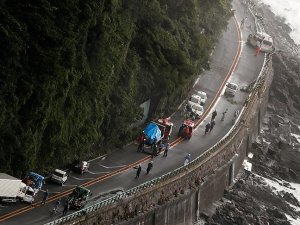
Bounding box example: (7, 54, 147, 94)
(0, 0, 232, 176)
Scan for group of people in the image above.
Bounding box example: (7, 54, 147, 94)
(52, 198, 70, 216)
(204, 110, 217, 135)
(183, 103, 197, 120)
(135, 161, 154, 178)
(42, 189, 70, 216)
(135, 151, 193, 178)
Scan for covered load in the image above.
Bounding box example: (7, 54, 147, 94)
(144, 122, 162, 145)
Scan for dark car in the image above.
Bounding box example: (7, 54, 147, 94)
(70, 160, 90, 174)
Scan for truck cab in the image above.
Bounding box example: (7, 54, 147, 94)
(20, 185, 35, 203)
(22, 172, 44, 195)
(51, 169, 68, 185)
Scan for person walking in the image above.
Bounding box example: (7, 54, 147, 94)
(62, 201, 70, 216)
(211, 110, 217, 121)
(137, 138, 145, 152)
(42, 189, 49, 204)
(184, 154, 192, 165)
(146, 161, 153, 174)
(232, 110, 239, 124)
(151, 143, 157, 158)
(255, 41, 261, 56)
(210, 120, 216, 132)
(135, 165, 142, 178)
(221, 108, 228, 121)
(240, 17, 246, 28)
(53, 198, 61, 214)
(204, 122, 211, 135)
(163, 142, 169, 157)
(255, 45, 261, 56)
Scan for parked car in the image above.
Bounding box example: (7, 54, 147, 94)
(225, 82, 238, 96)
(188, 94, 203, 106)
(191, 103, 204, 118)
(51, 169, 68, 185)
(196, 91, 207, 106)
(71, 161, 90, 174)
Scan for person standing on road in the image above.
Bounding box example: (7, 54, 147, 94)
(240, 17, 247, 28)
(255, 45, 261, 56)
(62, 201, 70, 216)
(137, 138, 145, 152)
(146, 161, 153, 174)
(211, 110, 217, 121)
(255, 41, 262, 56)
(42, 189, 49, 204)
(163, 142, 169, 157)
(210, 120, 216, 132)
(221, 108, 228, 121)
(53, 198, 61, 214)
(151, 143, 157, 158)
(205, 122, 211, 135)
(136, 165, 142, 179)
(184, 154, 192, 165)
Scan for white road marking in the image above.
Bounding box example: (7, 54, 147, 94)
(87, 171, 110, 175)
(69, 176, 94, 181)
(98, 164, 126, 169)
(193, 78, 200, 88)
(62, 184, 78, 187)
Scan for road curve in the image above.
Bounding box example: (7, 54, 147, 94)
(0, 3, 264, 224)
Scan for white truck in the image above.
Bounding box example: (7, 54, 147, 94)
(0, 173, 27, 203)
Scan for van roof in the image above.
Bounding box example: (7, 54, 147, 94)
(256, 32, 272, 41)
(54, 169, 66, 175)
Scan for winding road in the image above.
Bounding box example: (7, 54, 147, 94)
(0, 1, 266, 224)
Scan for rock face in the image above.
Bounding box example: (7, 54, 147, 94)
(203, 0, 300, 224)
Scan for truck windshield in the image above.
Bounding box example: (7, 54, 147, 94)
(190, 96, 199, 104)
(53, 171, 64, 177)
(227, 83, 237, 90)
(26, 189, 34, 196)
(263, 40, 273, 46)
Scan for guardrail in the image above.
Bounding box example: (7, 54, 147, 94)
(248, 3, 265, 33)
(44, 50, 273, 225)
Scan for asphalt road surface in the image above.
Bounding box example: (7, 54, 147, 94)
(0, 1, 266, 224)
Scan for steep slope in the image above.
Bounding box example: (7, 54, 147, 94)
(0, 0, 233, 176)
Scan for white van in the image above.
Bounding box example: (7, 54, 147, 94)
(247, 32, 274, 53)
(51, 169, 68, 185)
(225, 82, 238, 96)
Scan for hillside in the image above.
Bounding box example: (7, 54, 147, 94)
(0, 0, 232, 176)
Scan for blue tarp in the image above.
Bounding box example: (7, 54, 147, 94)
(144, 122, 162, 145)
(28, 172, 44, 190)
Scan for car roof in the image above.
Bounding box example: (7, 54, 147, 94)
(227, 82, 238, 87)
(183, 119, 195, 127)
(197, 91, 207, 96)
(255, 32, 273, 41)
(54, 169, 66, 174)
